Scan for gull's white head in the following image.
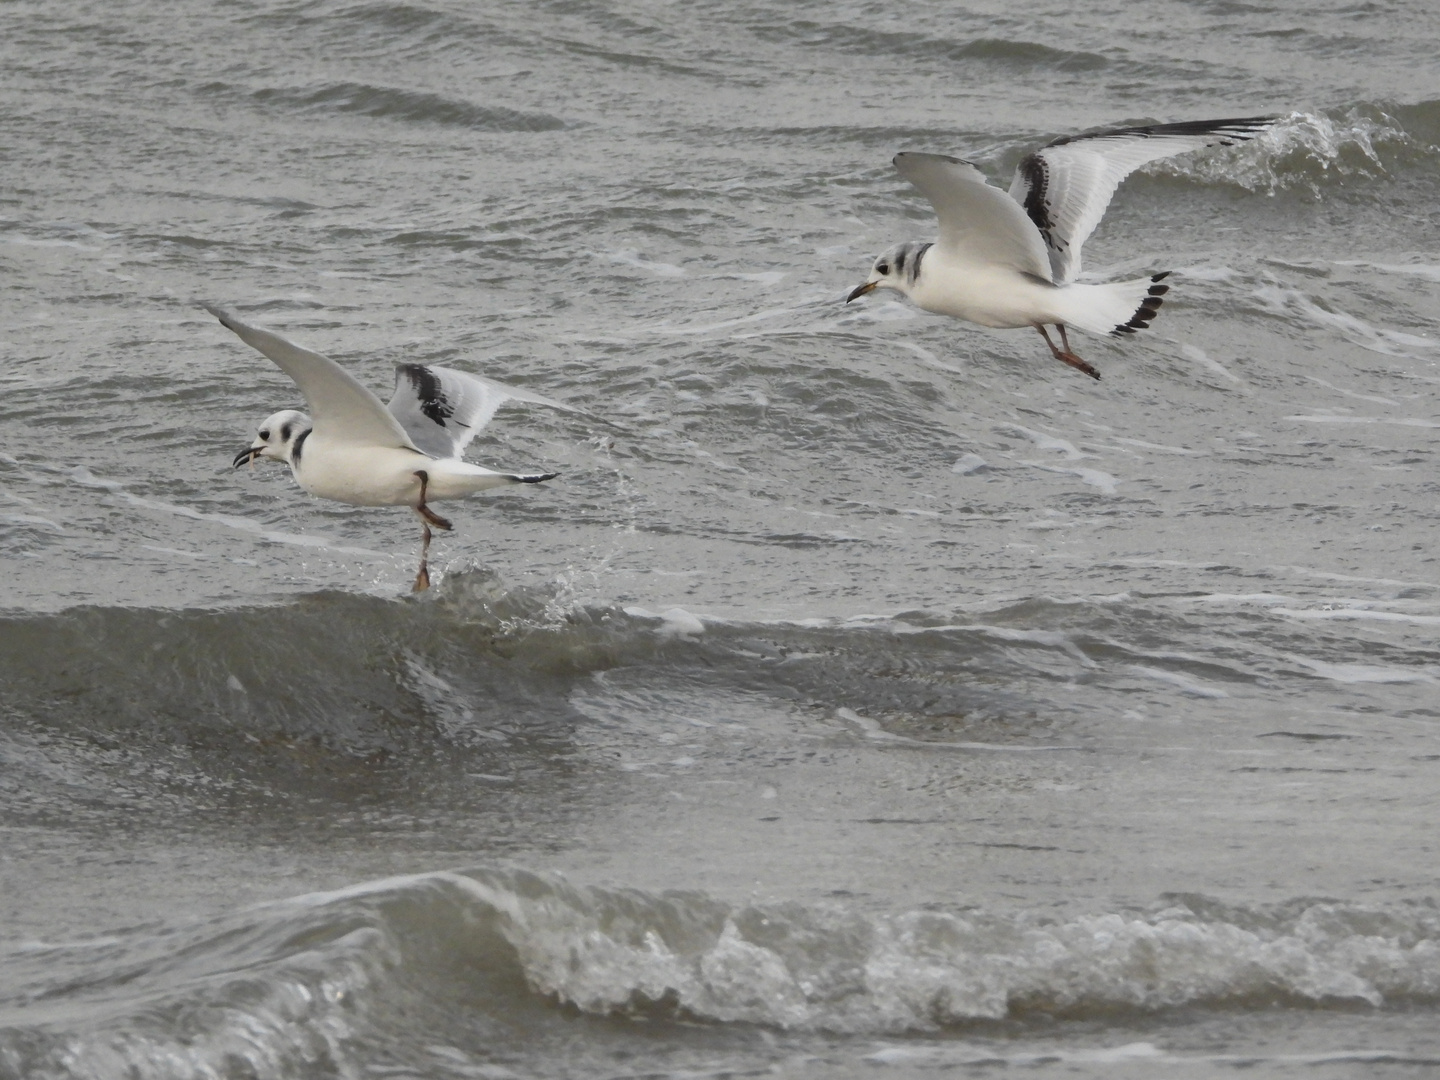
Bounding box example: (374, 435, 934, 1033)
(233, 409, 312, 469)
(846, 241, 933, 304)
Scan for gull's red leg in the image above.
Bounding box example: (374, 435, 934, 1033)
(1034, 324, 1100, 380)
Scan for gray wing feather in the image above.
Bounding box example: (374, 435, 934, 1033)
(894, 152, 1053, 281)
(387, 363, 578, 460)
(203, 303, 418, 449)
(1007, 116, 1277, 284)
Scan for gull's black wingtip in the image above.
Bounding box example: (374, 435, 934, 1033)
(199, 301, 236, 331)
(516, 471, 559, 484)
(1050, 114, 1282, 149)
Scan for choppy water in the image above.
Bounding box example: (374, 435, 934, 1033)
(4, 1, 1440, 1077)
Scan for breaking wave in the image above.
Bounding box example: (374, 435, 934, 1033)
(1147, 106, 1432, 194)
(3, 869, 1438, 1078)
(2, 570, 1434, 767)
(507, 878, 1440, 1026)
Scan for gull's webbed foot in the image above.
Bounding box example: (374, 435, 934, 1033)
(417, 504, 453, 530)
(1036, 324, 1101, 380)
(1056, 351, 1100, 380)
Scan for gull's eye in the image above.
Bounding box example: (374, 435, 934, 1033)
(877, 262, 890, 275)
(259, 429, 271, 441)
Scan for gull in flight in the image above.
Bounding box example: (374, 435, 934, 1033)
(206, 304, 573, 592)
(846, 117, 1277, 379)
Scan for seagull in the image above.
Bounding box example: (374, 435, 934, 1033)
(846, 117, 1277, 379)
(205, 303, 573, 592)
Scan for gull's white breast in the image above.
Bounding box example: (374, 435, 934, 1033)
(291, 437, 517, 507)
(291, 440, 431, 506)
(911, 251, 1064, 330)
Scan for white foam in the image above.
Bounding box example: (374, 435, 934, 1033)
(64, 465, 386, 557)
(1112, 437, 1205, 456)
(1022, 461, 1121, 494)
(1178, 342, 1243, 384)
(1181, 592, 1291, 605)
(715, 270, 787, 284)
(1, 234, 102, 251)
(1253, 283, 1439, 357)
(1301, 374, 1399, 406)
(1286, 413, 1440, 428)
(623, 605, 706, 637)
(1126, 665, 1229, 698)
(834, 708, 1080, 753)
(1152, 110, 1406, 194)
(505, 890, 1435, 1030)
(595, 248, 685, 277)
(1269, 564, 1439, 591)
(1335, 259, 1440, 283)
(998, 423, 1086, 460)
(141, 544, 209, 559)
(3, 513, 63, 531)
(1286, 654, 1437, 684)
(863, 1043, 1429, 1069)
(965, 624, 1094, 665)
(1275, 607, 1440, 627)
(865, 1041, 1163, 1067)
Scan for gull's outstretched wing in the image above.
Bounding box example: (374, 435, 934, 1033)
(894, 152, 1054, 281)
(386, 363, 579, 460)
(1008, 116, 1277, 284)
(204, 304, 418, 450)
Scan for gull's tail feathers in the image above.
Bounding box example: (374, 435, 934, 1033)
(1057, 273, 1171, 338)
(422, 460, 558, 500)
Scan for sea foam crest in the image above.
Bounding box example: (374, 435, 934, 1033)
(1148, 109, 1413, 194)
(479, 873, 1440, 1030)
(6, 871, 1440, 1077)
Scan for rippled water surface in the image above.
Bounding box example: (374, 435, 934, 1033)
(4, 1, 1440, 1077)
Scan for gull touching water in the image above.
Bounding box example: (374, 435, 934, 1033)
(847, 117, 1277, 379)
(205, 304, 572, 592)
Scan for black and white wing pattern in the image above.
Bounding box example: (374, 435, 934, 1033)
(386, 364, 578, 460)
(1007, 117, 1277, 284)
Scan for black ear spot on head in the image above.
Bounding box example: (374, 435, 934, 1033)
(280, 422, 292, 442)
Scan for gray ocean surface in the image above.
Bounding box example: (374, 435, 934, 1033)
(4, 1, 1440, 1077)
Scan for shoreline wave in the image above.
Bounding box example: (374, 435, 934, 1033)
(3, 867, 1438, 1079)
(3, 571, 1435, 754)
